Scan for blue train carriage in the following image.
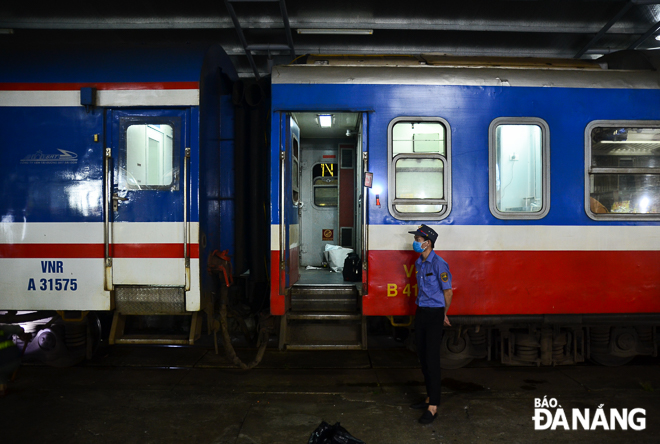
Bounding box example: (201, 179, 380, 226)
(0, 44, 238, 364)
(271, 53, 660, 365)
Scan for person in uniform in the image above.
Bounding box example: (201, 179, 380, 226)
(407, 224, 453, 424)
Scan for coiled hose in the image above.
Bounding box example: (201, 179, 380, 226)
(208, 250, 269, 370)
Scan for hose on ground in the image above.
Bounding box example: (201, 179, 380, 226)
(217, 287, 269, 370)
(208, 249, 268, 370)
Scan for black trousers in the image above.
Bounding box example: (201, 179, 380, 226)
(414, 306, 445, 406)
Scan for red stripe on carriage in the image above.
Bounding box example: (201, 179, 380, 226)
(270, 249, 660, 317)
(0, 82, 199, 91)
(362, 249, 660, 316)
(0, 243, 199, 259)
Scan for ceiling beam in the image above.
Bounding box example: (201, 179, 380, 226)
(0, 17, 653, 35)
(574, 1, 635, 58)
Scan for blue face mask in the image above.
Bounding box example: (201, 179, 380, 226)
(412, 241, 425, 253)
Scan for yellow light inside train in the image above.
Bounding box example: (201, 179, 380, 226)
(319, 115, 333, 128)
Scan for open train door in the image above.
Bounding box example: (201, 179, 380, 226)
(277, 111, 368, 350)
(278, 114, 301, 294)
(104, 108, 198, 344)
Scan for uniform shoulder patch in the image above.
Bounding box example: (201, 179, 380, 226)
(440, 272, 449, 283)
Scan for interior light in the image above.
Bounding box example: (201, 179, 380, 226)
(639, 196, 650, 213)
(298, 29, 373, 35)
(656, 35, 660, 41)
(318, 115, 333, 128)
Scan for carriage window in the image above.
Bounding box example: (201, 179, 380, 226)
(126, 124, 175, 189)
(388, 118, 451, 220)
(587, 123, 660, 220)
(489, 118, 550, 219)
(312, 163, 338, 207)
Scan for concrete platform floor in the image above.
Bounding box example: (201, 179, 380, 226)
(2, 344, 659, 443)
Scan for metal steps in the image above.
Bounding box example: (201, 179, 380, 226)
(279, 285, 366, 350)
(109, 312, 202, 346)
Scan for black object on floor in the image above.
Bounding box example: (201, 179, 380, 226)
(308, 421, 365, 444)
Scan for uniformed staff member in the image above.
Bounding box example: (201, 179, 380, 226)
(407, 224, 453, 424)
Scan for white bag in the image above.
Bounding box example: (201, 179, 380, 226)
(324, 244, 353, 272)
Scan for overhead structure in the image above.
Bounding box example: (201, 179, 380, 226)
(224, 0, 295, 79)
(1, 1, 660, 77)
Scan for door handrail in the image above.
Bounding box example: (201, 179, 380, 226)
(104, 148, 113, 291)
(279, 150, 286, 294)
(184, 147, 191, 291)
(362, 151, 369, 287)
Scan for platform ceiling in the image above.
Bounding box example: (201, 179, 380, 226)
(1, 1, 660, 78)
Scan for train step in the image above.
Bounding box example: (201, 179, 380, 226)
(280, 284, 366, 350)
(290, 285, 360, 312)
(109, 312, 202, 346)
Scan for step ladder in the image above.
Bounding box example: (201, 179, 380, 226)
(279, 285, 367, 350)
(224, 0, 296, 79)
(108, 286, 203, 345)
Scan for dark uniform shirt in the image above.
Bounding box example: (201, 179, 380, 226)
(415, 250, 452, 308)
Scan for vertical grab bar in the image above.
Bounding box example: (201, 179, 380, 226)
(279, 150, 286, 295)
(184, 147, 191, 291)
(104, 148, 113, 291)
(362, 152, 369, 292)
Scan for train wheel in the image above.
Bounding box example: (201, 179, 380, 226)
(589, 326, 636, 366)
(440, 330, 474, 369)
(22, 314, 103, 367)
(589, 353, 635, 367)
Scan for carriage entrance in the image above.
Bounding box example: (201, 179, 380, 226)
(279, 112, 367, 349)
(106, 109, 191, 290)
(102, 107, 198, 347)
(292, 112, 364, 282)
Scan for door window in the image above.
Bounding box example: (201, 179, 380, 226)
(118, 117, 181, 191)
(312, 163, 338, 207)
(126, 124, 175, 189)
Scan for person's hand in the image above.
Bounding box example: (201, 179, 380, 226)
(443, 314, 451, 327)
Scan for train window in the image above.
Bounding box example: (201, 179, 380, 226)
(586, 122, 660, 220)
(312, 163, 338, 207)
(125, 124, 175, 190)
(388, 117, 451, 220)
(489, 118, 550, 220)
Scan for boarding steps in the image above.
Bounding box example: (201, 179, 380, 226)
(108, 286, 204, 346)
(279, 285, 367, 350)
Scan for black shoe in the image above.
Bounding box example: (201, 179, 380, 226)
(418, 409, 438, 424)
(409, 400, 428, 410)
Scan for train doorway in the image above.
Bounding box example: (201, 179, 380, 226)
(279, 111, 367, 350)
(106, 108, 192, 290)
(291, 112, 364, 283)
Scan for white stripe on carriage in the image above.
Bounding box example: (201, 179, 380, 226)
(0, 89, 199, 107)
(271, 224, 660, 251)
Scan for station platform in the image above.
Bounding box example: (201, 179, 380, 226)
(3, 342, 659, 443)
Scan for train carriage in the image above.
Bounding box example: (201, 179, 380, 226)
(0, 43, 238, 363)
(270, 54, 660, 366)
(2, 46, 659, 368)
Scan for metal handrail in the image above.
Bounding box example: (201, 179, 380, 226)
(104, 148, 113, 291)
(279, 150, 286, 294)
(184, 147, 191, 291)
